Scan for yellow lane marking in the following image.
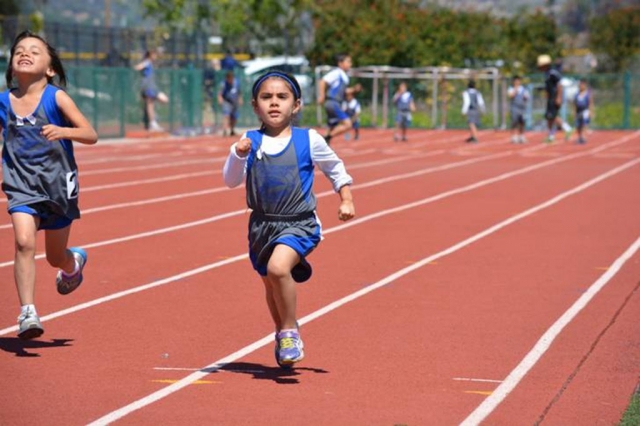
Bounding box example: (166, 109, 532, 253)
(464, 390, 493, 396)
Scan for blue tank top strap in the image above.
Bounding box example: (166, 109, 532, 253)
(41, 85, 75, 157)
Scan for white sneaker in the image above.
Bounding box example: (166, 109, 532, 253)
(18, 309, 44, 340)
(56, 247, 87, 295)
(511, 135, 518, 144)
(149, 121, 164, 132)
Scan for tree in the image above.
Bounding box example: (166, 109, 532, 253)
(504, 10, 561, 73)
(589, 6, 640, 72)
(141, 0, 316, 54)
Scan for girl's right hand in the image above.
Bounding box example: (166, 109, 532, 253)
(235, 138, 251, 157)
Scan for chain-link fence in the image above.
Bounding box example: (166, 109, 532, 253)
(302, 67, 640, 131)
(0, 65, 203, 138)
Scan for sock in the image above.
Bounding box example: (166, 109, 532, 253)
(21, 304, 36, 316)
(61, 258, 80, 278)
(279, 328, 298, 335)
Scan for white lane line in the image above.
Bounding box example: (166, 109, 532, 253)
(0, 143, 442, 209)
(453, 378, 503, 384)
(86, 157, 640, 426)
(460, 234, 640, 426)
(152, 367, 266, 374)
(2, 148, 633, 322)
(0, 153, 500, 250)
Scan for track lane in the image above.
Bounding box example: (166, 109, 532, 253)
(0, 131, 638, 425)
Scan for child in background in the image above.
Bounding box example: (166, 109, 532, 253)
(392, 81, 416, 142)
(507, 75, 529, 143)
(317, 53, 362, 145)
(574, 79, 594, 144)
(343, 90, 361, 140)
(462, 80, 485, 143)
(218, 70, 243, 137)
(1, 31, 98, 339)
(223, 71, 355, 368)
(134, 49, 169, 132)
(537, 54, 573, 143)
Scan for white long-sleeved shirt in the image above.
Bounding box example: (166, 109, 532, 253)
(461, 88, 486, 115)
(222, 128, 353, 193)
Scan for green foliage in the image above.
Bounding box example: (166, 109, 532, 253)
(504, 10, 562, 73)
(589, 7, 640, 72)
(142, 0, 317, 51)
(309, 1, 560, 73)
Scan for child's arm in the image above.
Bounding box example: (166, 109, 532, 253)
(410, 99, 416, 112)
(589, 92, 595, 119)
(346, 83, 362, 97)
(133, 59, 148, 71)
(222, 137, 250, 188)
(337, 184, 355, 222)
(42, 91, 98, 144)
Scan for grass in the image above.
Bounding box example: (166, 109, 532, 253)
(619, 385, 640, 426)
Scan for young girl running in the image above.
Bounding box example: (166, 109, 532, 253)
(1, 31, 98, 339)
(223, 71, 355, 368)
(134, 49, 169, 132)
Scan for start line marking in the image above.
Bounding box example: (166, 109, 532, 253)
(87, 158, 640, 425)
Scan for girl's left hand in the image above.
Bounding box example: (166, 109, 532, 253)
(338, 200, 355, 221)
(41, 124, 66, 141)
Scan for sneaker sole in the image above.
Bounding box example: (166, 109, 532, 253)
(277, 352, 305, 369)
(18, 326, 44, 340)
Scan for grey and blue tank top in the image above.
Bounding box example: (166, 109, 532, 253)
(245, 127, 316, 217)
(575, 90, 590, 114)
(1, 84, 80, 220)
(510, 86, 527, 114)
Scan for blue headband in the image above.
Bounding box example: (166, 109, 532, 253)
(252, 71, 300, 99)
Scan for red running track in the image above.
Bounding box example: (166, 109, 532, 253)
(1, 129, 639, 425)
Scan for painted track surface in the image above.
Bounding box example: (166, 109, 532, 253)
(1, 129, 639, 425)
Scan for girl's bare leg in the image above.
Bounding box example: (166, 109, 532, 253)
(11, 213, 39, 305)
(265, 244, 300, 331)
(44, 226, 75, 273)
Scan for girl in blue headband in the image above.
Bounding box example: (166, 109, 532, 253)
(223, 71, 356, 368)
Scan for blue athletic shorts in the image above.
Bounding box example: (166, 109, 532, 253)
(9, 203, 72, 230)
(324, 99, 349, 127)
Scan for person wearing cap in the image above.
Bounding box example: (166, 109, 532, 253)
(537, 54, 573, 142)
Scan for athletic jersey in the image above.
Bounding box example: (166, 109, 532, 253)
(509, 85, 528, 114)
(245, 128, 316, 216)
(394, 92, 413, 112)
(343, 98, 361, 119)
(462, 88, 485, 114)
(1, 84, 80, 220)
(220, 78, 240, 105)
(575, 90, 591, 114)
(545, 68, 562, 100)
(139, 59, 157, 93)
(322, 68, 349, 102)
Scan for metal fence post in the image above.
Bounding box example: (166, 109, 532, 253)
(623, 71, 631, 129)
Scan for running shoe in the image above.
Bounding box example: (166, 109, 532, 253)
(18, 309, 44, 340)
(545, 134, 555, 143)
(275, 330, 304, 368)
(564, 128, 574, 141)
(291, 258, 312, 283)
(56, 247, 87, 295)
